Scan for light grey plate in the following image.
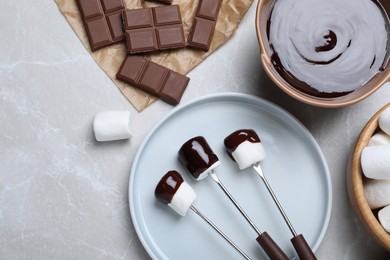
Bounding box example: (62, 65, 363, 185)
(129, 93, 332, 260)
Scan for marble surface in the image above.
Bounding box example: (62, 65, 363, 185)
(1, 0, 390, 259)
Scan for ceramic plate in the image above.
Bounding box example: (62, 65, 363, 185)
(129, 93, 332, 259)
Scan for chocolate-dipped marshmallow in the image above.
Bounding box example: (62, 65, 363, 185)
(179, 136, 220, 180)
(155, 170, 196, 216)
(224, 129, 266, 170)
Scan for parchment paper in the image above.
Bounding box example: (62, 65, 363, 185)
(54, 0, 254, 111)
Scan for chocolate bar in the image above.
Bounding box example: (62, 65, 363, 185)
(123, 5, 186, 54)
(76, 0, 125, 51)
(187, 0, 222, 51)
(116, 56, 190, 105)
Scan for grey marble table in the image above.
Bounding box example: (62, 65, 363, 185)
(1, 0, 390, 259)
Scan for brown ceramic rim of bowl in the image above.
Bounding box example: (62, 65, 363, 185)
(348, 103, 390, 251)
(255, 0, 390, 108)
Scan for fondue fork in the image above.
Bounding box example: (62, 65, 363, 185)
(252, 163, 317, 260)
(209, 170, 289, 260)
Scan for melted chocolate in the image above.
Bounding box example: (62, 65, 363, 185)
(155, 170, 184, 204)
(315, 30, 337, 52)
(224, 129, 260, 158)
(178, 136, 219, 179)
(266, 0, 390, 98)
(270, 45, 351, 98)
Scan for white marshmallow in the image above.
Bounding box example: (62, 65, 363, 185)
(169, 181, 196, 216)
(361, 145, 390, 179)
(231, 141, 266, 170)
(378, 205, 390, 233)
(379, 107, 390, 136)
(368, 131, 390, 146)
(93, 111, 132, 142)
(364, 179, 390, 209)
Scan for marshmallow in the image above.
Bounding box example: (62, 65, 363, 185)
(364, 179, 390, 209)
(224, 129, 266, 170)
(170, 181, 196, 216)
(179, 136, 220, 180)
(93, 111, 132, 142)
(379, 107, 390, 136)
(378, 205, 390, 233)
(231, 141, 266, 170)
(361, 145, 390, 179)
(368, 131, 390, 146)
(155, 171, 196, 216)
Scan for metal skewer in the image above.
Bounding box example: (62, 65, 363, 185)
(190, 205, 252, 260)
(209, 170, 262, 235)
(252, 163, 297, 236)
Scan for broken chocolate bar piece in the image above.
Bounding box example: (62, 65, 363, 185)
(116, 56, 190, 105)
(123, 5, 186, 54)
(187, 0, 222, 51)
(76, 0, 125, 51)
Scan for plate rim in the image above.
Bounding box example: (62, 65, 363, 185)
(129, 92, 332, 259)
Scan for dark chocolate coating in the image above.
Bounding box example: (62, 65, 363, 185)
(155, 170, 184, 205)
(178, 136, 219, 179)
(224, 129, 261, 157)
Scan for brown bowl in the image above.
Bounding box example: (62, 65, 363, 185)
(347, 103, 390, 251)
(255, 0, 390, 108)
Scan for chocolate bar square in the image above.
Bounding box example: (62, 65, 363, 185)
(126, 28, 158, 53)
(152, 5, 182, 26)
(116, 55, 147, 85)
(156, 25, 185, 50)
(101, 0, 123, 13)
(139, 62, 169, 95)
(77, 0, 103, 20)
(196, 0, 222, 21)
(106, 10, 125, 41)
(122, 9, 154, 30)
(188, 17, 215, 51)
(160, 71, 190, 105)
(85, 16, 113, 49)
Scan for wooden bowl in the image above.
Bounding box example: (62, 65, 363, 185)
(347, 103, 390, 251)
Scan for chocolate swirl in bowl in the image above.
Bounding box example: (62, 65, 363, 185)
(267, 0, 390, 98)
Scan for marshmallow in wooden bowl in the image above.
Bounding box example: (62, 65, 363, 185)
(361, 107, 390, 179)
(368, 132, 390, 146)
(93, 111, 132, 142)
(379, 205, 390, 233)
(364, 179, 390, 209)
(361, 145, 390, 180)
(379, 107, 390, 136)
